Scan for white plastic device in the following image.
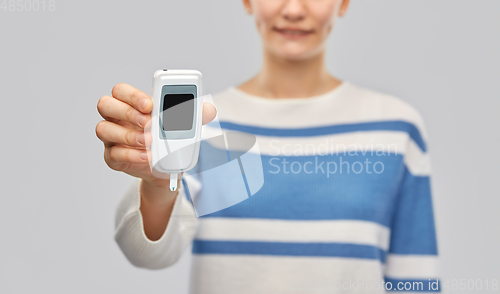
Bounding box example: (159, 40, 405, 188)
(149, 69, 203, 191)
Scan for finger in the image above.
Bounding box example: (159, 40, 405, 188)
(202, 102, 217, 125)
(105, 145, 150, 168)
(102, 118, 143, 132)
(115, 119, 143, 132)
(96, 120, 152, 148)
(97, 95, 150, 129)
(111, 83, 153, 114)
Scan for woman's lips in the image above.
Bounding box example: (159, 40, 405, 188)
(274, 28, 313, 39)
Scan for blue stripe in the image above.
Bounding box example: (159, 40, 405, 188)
(201, 152, 406, 227)
(217, 120, 427, 152)
(384, 278, 441, 292)
(388, 168, 438, 255)
(192, 240, 386, 262)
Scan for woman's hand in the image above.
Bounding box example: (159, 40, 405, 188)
(95, 83, 217, 189)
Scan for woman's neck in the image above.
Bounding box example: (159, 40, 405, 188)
(238, 49, 342, 99)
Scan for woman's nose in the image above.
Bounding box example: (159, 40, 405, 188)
(281, 0, 307, 21)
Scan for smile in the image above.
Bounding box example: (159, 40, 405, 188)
(274, 27, 314, 38)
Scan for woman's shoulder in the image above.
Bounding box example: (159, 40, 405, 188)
(344, 82, 429, 140)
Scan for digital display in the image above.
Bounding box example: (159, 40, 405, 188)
(162, 94, 195, 131)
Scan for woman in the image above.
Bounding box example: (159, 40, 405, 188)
(96, 0, 439, 293)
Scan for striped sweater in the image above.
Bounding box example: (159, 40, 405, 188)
(114, 81, 440, 293)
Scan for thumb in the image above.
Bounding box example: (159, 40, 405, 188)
(202, 102, 217, 125)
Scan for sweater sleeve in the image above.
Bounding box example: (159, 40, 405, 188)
(384, 118, 440, 292)
(114, 176, 199, 270)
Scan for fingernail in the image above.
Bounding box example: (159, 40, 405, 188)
(137, 133, 145, 145)
(138, 115, 148, 128)
(140, 151, 148, 161)
(140, 99, 149, 111)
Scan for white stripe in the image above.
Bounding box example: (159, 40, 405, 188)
(190, 254, 386, 294)
(212, 83, 428, 143)
(405, 139, 432, 176)
(202, 127, 431, 176)
(384, 254, 439, 279)
(196, 218, 391, 251)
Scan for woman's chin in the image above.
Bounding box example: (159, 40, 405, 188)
(277, 50, 317, 61)
(269, 44, 320, 61)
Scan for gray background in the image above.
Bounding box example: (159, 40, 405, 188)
(1, 0, 498, 293)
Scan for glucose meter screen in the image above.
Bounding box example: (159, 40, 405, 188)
(162, 94, 194, 131)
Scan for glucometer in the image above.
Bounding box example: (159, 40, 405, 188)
(149, 69, 203, 191)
